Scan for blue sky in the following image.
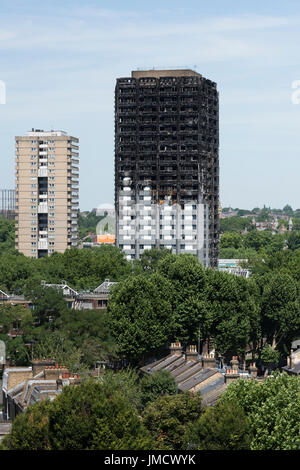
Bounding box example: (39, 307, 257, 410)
(1, 0, 300, 210)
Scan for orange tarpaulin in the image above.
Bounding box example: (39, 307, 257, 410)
(94, 234, 115, 244)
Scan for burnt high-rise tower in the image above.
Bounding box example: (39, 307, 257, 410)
(115, 69, 219, 267)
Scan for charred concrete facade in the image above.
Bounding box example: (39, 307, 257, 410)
(115, 69, 219, 267)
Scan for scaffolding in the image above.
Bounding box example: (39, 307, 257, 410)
(0, 189, 16, 219)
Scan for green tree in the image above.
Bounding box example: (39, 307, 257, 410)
(261, 273, 300, 350)
(260, 344, 280, 376)
(287, 231, 300, 251)
(157, 253, 210, 345)
(78, 210, 105, 239)
(2, 379, 154, 450)
(139, 370, 178, 409)
(0, 252, 37, 292)
(55, 309, 118, 366)
(143, 392, 203, 450)
(220, 216, 253, 234)
(283, 204, 293, 216)
(185, 400, 251, 450)
(5, 336, 31, 366)
(32, 330, 84, 373)
(99, 368, 142, 411)
(0, 304, 34, 336)
(204, 269, 260, 357)
(23, 281, 67, 325)
(220, 232, 243, 250)
(256, 208, 270, 222)
(0, 401, 52, 450)
(139, 248, 172, 273)
(108, 273, 176, 365)
(221, 373, 300, 450)
(0, 217, 15, 255)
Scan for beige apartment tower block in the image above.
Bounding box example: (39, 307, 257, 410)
(15, 129, 79, 258)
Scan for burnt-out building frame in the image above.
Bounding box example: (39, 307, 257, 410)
(114, 69, 219, 267)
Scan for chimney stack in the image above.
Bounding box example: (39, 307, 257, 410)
(170, 341, 182, 356)
(230, 356, 239, 373)
(202, 352, 216, 369)
(225, 356, 240, 384)
(248, 362, 258, 378)
(32, 359, 55, 377)
(185, 345, 198, 362)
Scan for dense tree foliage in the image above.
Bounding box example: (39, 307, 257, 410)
(220, 216, 253, 234)
(143, 392, 203, 450)
(221, 373, 300, 450)
(139, 370, 178, 409)
(0, 245, 131, 293)
(185, 400, 251, 450)
(78, 211, 105, 239)
(219, 230, 286, 259)
(0, 217, 15, 255)
(1, 379, 154, 450)
(108, 273, 176, 365)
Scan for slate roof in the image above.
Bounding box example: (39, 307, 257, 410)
(173, 362, 204, 384)
(292, 340, 300, 350)
(93, 279, 117, 294)
(201, 383, 228, 407)
(179, 368, 218, 391)
(140, 354, 182, 374)
(282, 363, 300, 375)
(141, 348, 228, 403)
